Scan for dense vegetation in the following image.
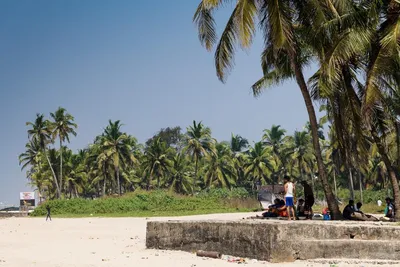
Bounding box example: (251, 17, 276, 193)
(193, 0, 400, 220)
(21, 108, 396, 210)
(31, 189, 258, 217)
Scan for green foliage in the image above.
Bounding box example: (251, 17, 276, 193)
(336, 188, 390, 204)
(196, 187, 250, 199)
(31, 189, 255, 216)
(21, 106, 400, 216)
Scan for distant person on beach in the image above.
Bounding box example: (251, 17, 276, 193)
(260, 199, 283, 218)
(380, 197, 395, 222)
(46, 205, 51, 221)
(322, 207, 330, 220)
(342, 200, 355, 220)
(284, 175, 296, 221)
(355, 202, 362, 212)
(301, 181, 314, 219)
(352, 202, 379, 221)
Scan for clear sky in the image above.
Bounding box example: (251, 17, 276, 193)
(0, 1, 320, 205)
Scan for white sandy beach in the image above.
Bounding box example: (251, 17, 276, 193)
(0, 213, 396, 267)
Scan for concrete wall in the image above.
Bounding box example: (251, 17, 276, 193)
(146, 220, 400, 262)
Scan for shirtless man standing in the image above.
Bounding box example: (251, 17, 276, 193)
(284, 175, 296, 221)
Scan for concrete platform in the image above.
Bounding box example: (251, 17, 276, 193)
(146, 219, 400, 262)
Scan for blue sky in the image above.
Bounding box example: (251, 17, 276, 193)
(0, 1, 320, 205)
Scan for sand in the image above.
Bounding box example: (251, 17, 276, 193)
(0, 212, 396, 267)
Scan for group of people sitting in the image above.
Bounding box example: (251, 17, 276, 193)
(259, 197, 312, 219)
(343, 197, 395, 222)
(254, 174, 396, 222)
(256, 176, 315, 220)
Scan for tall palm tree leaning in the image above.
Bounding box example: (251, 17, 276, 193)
(50, 107, 77, 195)
(183, 120, 215, 193)
(26, 114, 61, 198)
(193, 0, 341, 219)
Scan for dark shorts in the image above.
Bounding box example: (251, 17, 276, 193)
(285, 197, 294, 207)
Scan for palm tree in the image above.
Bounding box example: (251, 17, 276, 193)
(168, 153, 193, 194)
(19, 138, 46, 201)
(290, 131, 314, 181)
(203, 142, 236, 189)
(19, 138, 42, 171)
(102, 120, 137, 195)
(143, 138, 173, 189)
(263, 125, 287, 184)
(50, 107, 77, 194)
(230, 134, 248, 155)
(307, 0, 400, 219)
(26, 114, 61, 198)
(230, 134, 248, 186)
(263, 125, 286, 151)
(183, 120, 215, 193)
(244, 142, 272, 190)
(193, 0, 341, 218)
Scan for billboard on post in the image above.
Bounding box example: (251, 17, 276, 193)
(19, 192, 35, 207)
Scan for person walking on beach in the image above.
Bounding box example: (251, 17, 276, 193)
(284, 175, 296, 221)
(46, 205, 51, 221)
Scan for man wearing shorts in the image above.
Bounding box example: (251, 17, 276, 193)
(284, 175, 296, 221)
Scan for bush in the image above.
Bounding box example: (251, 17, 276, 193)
(31, 189, 256, 216)
(196, 187, 250, 199)
(336, 188, 389, 204)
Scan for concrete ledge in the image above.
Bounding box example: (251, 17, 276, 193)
(146, 220, 400, 262)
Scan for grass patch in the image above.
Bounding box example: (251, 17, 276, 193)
(47, 208, 254, 218)
(32, 189, 260, 218)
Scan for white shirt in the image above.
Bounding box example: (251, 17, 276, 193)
(285, 182, 294, 197)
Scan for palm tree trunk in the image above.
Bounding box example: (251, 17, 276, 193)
(394, 120, 400, 168)
(359, 171, 363, 204)
(371, 130, 400, 221)
(147, 174, 152, 190)
(309, 173, 315, 198)
(44, 148, 61, 198)
(116, 166, 121, 195)
(333, 169, 338, 197)
(193, 156, 199, 194)
(102, 164, 107, 197)
(289, 51, 341, 219)
(59, 139, 63, 195)
(348, 167, 355, 200)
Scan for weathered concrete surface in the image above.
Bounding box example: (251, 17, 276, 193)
(146, 220, 400, 262)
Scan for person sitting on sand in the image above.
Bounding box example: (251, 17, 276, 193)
(322, 207, 330, 220)
(349, 202, 378, 221)
(277, 202, 288, 218)
(380, 197, 395, 222)
(260, 199, 282, 218)
(343, 200, 355, 220)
